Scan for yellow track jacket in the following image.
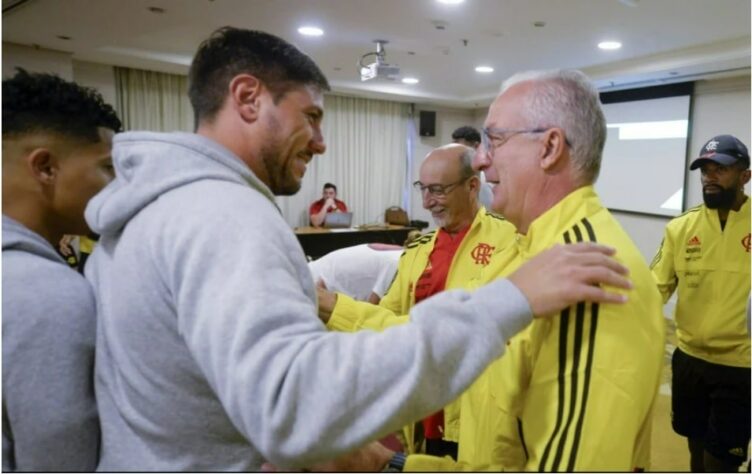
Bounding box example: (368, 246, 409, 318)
(650, 197, 750, 367)
(404, 186, 665, 471)
(326, 207, 515, 450)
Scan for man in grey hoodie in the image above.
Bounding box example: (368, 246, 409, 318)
(85, 27, 632, 471)
(2, 69, 122, 471)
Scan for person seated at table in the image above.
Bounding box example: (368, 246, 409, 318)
(309, 182, 348, 226)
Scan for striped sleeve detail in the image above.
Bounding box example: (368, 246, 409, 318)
(649, 237, 665, 269)
(675, 205, 701, 219)
(538, 217, 600, 472)
(405, 230, 435, 249)
(651, 205, 700, 268)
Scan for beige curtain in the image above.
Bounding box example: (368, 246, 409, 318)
(114, 66, 193, 132)
(277, 94, 410, 228)
(114, 68, 409, 228)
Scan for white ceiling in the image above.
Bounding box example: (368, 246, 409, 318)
(3, 0, 750, 108)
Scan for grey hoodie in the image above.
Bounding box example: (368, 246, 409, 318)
(86, 131, 532, 470)
(2, 216, 99, 471)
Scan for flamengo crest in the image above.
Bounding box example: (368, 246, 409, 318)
(471, 243, 495, 265)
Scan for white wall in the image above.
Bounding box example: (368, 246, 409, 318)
(2, 43, 117, 110)
(72, 60, 117, 108)
(686, 76, 752, 206)
(2, 42, 73, 79)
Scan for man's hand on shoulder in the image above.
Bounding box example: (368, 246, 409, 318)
(508, 242, 632, 317)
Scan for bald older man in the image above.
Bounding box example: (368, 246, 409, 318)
(318, 143, 515, 457)
(390, 69, 664, 472)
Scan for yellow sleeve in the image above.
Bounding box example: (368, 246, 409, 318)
(650, 227, 677, 304)
(326, 252, 413, 332)
(489, 332, 532, 472)
(79, 236, 96, 254)
(377, 258, 407, 315)
(501, 297, 662, 471)
(326, 294, 409, 332)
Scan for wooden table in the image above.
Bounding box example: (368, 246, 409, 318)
(294, 225, 416, 260)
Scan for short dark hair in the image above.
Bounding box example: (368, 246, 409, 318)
(323, 182, 337, 193)
(451, 126, 481, 145)
(188, 27, 331, 124)
(2, 68, 122, 142)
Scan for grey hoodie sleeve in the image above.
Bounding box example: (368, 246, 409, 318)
(2, 253, 99, 472)
(164, 196, 531, 468)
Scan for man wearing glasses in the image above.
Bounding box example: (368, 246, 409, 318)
(388, 69, 664, 471)
(317, 143, 516, 458)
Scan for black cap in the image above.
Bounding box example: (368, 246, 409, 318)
(689, 134, 750, 170)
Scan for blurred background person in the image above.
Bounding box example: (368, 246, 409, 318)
(452, 126, 494, 210)
(310, 182, 348, 226)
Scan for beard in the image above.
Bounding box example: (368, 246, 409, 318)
(261, 145, 301, 196)
(702, 185, 737, 209)
(260, 115, 303, 196)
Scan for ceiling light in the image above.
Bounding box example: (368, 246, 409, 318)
(402, 77, 419, 84)
(598, 41, 622, 50)
(298, 26, 324, 37)
(475, 66, 494, 73)
(436, 0, 464, 4)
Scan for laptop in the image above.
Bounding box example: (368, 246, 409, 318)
(323, 212, 353, 228)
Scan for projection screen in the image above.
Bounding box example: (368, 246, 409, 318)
(595, 94, 691, 217)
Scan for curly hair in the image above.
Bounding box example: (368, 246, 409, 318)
(2, 68, 122, 142)
(188, 27, 330, 124)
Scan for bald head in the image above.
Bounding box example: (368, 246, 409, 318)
(417, 143, 480, 233)
(422, 143, 477, 179)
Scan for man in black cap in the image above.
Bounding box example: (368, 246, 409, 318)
(651, 134, 751, 472)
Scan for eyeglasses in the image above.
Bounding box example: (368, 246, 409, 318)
(481, 127, 572, 154)
(412, 177, 469, 198)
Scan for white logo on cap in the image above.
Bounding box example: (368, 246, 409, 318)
(705, 140, 719, 151)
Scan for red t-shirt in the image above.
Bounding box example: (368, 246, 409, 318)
(413, 225, 470, 440)
(309, 199, 348, 225)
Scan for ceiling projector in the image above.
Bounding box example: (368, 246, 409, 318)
(359, 40, 400, 82)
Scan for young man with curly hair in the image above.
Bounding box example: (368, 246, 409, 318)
(2, 69, 122, 471)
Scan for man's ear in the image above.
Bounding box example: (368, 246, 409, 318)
(229, 74, 264, 123)
(25, 148, 58, 185)
(539, 127, 568, 172)
(467, 174, 481, 193)
(740, 168, 751, 186)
